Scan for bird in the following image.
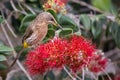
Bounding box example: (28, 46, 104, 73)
(9, 12, 63, 68)
(23, 12, 62, 48)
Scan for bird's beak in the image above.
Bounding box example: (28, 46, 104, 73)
(53, 22, 63, 30)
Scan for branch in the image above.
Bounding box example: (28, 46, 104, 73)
(17, 0, 27, 15)
(0, 21, 32, 80)
(69, 0, 116, 21)
(10, 0, 18, 12)
(105, 48, 120, 58)
(1, 11, 18, 38)
(82, 68, 84, 80)
(101, 68, 112, 80)
(1, 24, 32, 80)
(22, 3, 36, 15)
(63, 66, 76, 80)
(10, 0, 27, 15)
(69, 0, 104, 13)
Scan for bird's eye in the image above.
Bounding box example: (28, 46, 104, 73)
(50, 18, 54, 21)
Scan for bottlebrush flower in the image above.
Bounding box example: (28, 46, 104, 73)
(88, 54, 108, 73)
(25, 37, 68, 74)
(25, 35, 108, 75)
(115, 74, 120, 80)
(43, 0, 67, 13)
(65, 35, 96, 72)
(61, 0, 68, 4)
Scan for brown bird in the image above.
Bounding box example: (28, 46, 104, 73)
(9, 12, 62, 68)
(23, 12, 62, 48)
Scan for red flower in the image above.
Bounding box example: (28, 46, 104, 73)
(25, 37, 68, 74)
(25, 45, 49, 74)
(25, 35, 108, 75)
(43, 0, 67, 13)
(65, 35, 96, 72)
(61, 0, 68, 4)
(88, 54, 108, 73)
(115, 74, 120, 80)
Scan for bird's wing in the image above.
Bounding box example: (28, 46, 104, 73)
(22, 26, 33, 43)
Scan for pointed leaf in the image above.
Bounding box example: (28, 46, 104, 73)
(80, 15, 91, 30)
(58, 14, 78, 32)
(111, 22, 120, 48)
(92, 0, 116, 14)
(0, 41, 4, 46)
(0, 45, 13, 52)
(43, 29, 55, 43)
(0, 15, 4, 23)
(91, 17, 106, 39)
(74, 30, 81, 36)
(57, 28, 73, 37)
(0, 63, 7, 70)
(19, 14, 36, 33)
(0, 55, 6, 61)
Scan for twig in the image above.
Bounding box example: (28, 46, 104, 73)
(63, 66, 76, 80)
(1, 11, 18, 38)
(73, 73, 82, 80)
(10, 0, 27, 15)
(101, 75, 105, 80)
(22, 3, 36, 15)
(6, 11, 14, 21)
(10, 0, 18, 12)
(105, 48, 120, 58)
(101, 68, 112, 80)
(5, 20, 18, 38)
(17, 0, 27, 15)
(82, 68, 84, 80)
(69, 0, 104, 13)
(6, 69, 20, 80)
(1, 24, 32, 80)
(96, 75, 98, 80)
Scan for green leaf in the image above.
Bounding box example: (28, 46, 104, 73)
(91, 16, 106, 39)
(46, 29, 55, 38)
(58, 14, 78, 32)
(111, 22, 120, 48)
(28, 0, 37, 2)
(43, 29, 55, 43)
(0, 15, 4, 23)
(0, 41, 4, 46)
(80, 15, 91, 30)
(44, 71, 55, 80)
(0, 55, 6, 61)
(60, 69, 68, 79)
(0, 45, 13, 52)
(0, 63, 7, 70)
(74, 30, 81, 36)
(19, 14, 36, 33)
(92, 0, 116, 14)
(57, 28, 73, 37)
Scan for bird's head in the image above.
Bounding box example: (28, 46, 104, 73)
(39, 12, 63, 29)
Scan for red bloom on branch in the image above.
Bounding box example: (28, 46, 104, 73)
(25, 35, 108, 75)
(43, 0, 67, 13)
(25, 45, 49, 74)
(25, 37, 68, 74)
(61, 0, 68, 4)
(88, 54, 108, 73)
(65, 35, 96, 72)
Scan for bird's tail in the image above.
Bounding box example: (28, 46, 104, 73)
(9, 47, 25, 68)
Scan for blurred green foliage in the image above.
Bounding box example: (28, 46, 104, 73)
(92, 0, 117, 14)
(0, 41, 13, 70)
